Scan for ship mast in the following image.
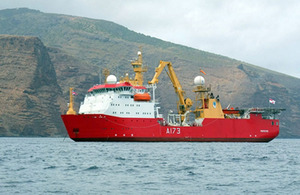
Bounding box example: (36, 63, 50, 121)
(131, 50, 147, 86)
(193, 76, 224, 119)
(102, 68, 110, 83)
(66, 87, 76, 115)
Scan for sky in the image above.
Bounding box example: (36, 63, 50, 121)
(1, 0, 300, 78)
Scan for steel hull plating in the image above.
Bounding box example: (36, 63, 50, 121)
(61, 113, 279, 142)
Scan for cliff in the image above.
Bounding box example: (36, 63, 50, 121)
(0, 35, 65, 136)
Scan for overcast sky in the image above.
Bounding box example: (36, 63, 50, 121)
(1, 0, 300, 78)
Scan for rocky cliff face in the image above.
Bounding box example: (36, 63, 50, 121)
(0, 35, 65, 136)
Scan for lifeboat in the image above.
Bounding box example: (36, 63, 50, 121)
(134, 93, 151, 101)
(223, 109, 240, 115)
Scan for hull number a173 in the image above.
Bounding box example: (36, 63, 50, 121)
(166, 127, 181, 134)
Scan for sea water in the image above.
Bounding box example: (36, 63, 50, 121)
(0, 138, 299, 195)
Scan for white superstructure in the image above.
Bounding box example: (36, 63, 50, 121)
(78, 78, 161, 118)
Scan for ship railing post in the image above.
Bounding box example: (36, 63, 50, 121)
(152, 84, 156, 103)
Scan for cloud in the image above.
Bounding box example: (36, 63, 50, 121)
(1, 0, 299, 78)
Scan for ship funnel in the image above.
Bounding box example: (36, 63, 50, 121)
(194, 76, 205, 86)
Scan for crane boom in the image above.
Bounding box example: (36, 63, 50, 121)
(148, 61, 193, 115)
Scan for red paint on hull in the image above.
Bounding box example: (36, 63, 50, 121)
(61, 113, 279, 142)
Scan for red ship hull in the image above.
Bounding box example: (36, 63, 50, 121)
(61, 113, 279, 142)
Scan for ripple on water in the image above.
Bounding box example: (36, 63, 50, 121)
(84, 165, 100, 171)
(43, 165, 57, 170)
(115, 156, 126, 160)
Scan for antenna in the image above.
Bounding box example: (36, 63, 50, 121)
(102, 68, 110, 83)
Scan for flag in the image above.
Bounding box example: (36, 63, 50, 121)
(72, 91, 78, 96)
(269, 98, 275, 104)
(200, 69, 206, 75)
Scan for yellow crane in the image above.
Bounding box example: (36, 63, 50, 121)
(148, 61, 193, 116)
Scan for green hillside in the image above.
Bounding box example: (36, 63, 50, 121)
(0, 8, 299, 137)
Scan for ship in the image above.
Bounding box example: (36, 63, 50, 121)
(61, 51, 284, 142)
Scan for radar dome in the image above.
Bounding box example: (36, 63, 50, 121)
(106, 75, 117, 84)
(194, 76, 205, 86)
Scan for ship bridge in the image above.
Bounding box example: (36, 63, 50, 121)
(88, 82, 146, 93)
